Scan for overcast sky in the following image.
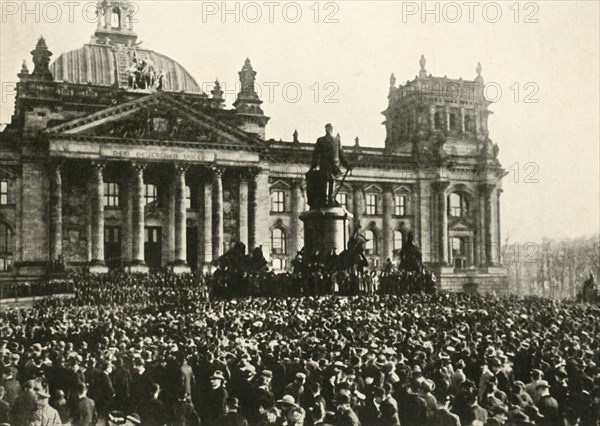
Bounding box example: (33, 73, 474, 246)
(1, 0, 598, 244)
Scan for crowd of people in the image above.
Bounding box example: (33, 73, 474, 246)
(210, 268, 437, 298)
(1, 277, 599, 425)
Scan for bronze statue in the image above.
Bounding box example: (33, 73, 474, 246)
(307, 123, 352, 208)
(399, 231, 423, 273)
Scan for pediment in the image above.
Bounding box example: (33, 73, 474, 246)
(449, 218, 474, 231)
(45, 92, 263, 149)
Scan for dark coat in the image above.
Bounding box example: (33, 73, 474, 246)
(72, 396, 98, 426)
(216, 411, 249, 426)
(137, 397, 167, 426)
(172, 400, 201, 426)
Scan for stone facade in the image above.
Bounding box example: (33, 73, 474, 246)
(0, 6, 507, 292)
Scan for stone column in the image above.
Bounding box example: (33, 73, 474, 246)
(248, 168, 260, 251)
(202, 170, 213, 266)
(90, 161, 108, 273)
(433, 181, 450, 265)
(212, 167, 224, 258)
(290, 178, 303, 259)
(49, 160, 63, 264)
(172, 164, 190, 273)
(382, 186, 394, 262)
(429, 106, 436, 130)
(479, 183, 495, 266)
(496, 189, 503, 265)
(460, 107, 465, 132)
(445, 106, 450, 131)
(238, 172, 249, 247)
(129, 162, 148, 272)
(353, 185, 364, 231)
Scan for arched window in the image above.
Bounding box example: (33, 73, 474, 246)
(111, 7, 121, 28)
(0, 223, 13, 272)
(464, 114, 472, 132)
(434, 112, 442, 130)
(449, 113, 457, 131)
(393, 230, 404, 251)
(365, 230, 377, 255)
(449, 193, 469, 217)
(271, 228, 287, 255)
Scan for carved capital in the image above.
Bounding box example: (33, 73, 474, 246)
(246, 167, 262, 182)
(174, 163, 189, 175)
(48, 159, 64, 172)
(91, 160, 106, 171)
(130, 161, 147, 173)
(479, 183, 496, 196)
(210, 165, 225, 178)
(432, 180, 450, 194)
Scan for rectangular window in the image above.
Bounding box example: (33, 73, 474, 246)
(145, 227, 159, 243)
(104, 182, 119, 207)
(394, 195, 406, 216)
(336, 193, 348, 209)
(104, 227, 121, 244)
(0, 181, 8, 205)
(185, 185, 192, 210)
(145, 184, 158, 205)
(272, 257, 287, 271)
(366, 194, 378, 215)
(271, 190, 285, 213)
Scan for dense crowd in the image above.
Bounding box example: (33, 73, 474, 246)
(210, 269, 437, 298)
(1, 274, 599, 426)
(0, 281, 73, 301)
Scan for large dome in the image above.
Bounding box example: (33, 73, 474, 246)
(50, 44, 202, 93)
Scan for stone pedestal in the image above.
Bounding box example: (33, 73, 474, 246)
(169, 262, 191, 275)
(89, 263, 109, 274)
(126, 262, 149, 274)
(300, 207, 353, 260)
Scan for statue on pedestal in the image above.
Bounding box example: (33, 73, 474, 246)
(399, 231, 424, 273)
(307, 123, 352, 208)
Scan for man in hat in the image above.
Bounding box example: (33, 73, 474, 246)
(89, 360, 115, 419)
(205, 371, 228, 423)
(535, 381, 559, 426)
(429, 394, 460, 426)
(172, 389, 201, 426)
(284, 373, 306, 405)
(335, 393, 360, 426)
(479, 358, 501, 402)
(34, 386, 63, 426)
(217, 397, 248, 426)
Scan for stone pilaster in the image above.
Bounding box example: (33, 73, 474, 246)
(382, 186, 394, 262)
(172, 164, 190, 273)
(129, 162, 148, 273)
(353, 185, 364, 231)
(430, 106, 436, 130)
(238, 172, 249, 247)
(212, 166, 225, 258)
(49, 160, 63, 263)
(445, 106, 450, 131)
(479, 183, 496, 266)
(496, 188, 503, 265)
(90, 161, 108, 273)
(201, 169, 213, 268)
(460, 107, 465, 133)
(433, 180, 450, 266)
(248, 168, 261, 251)
(290, 178, 304, 259)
